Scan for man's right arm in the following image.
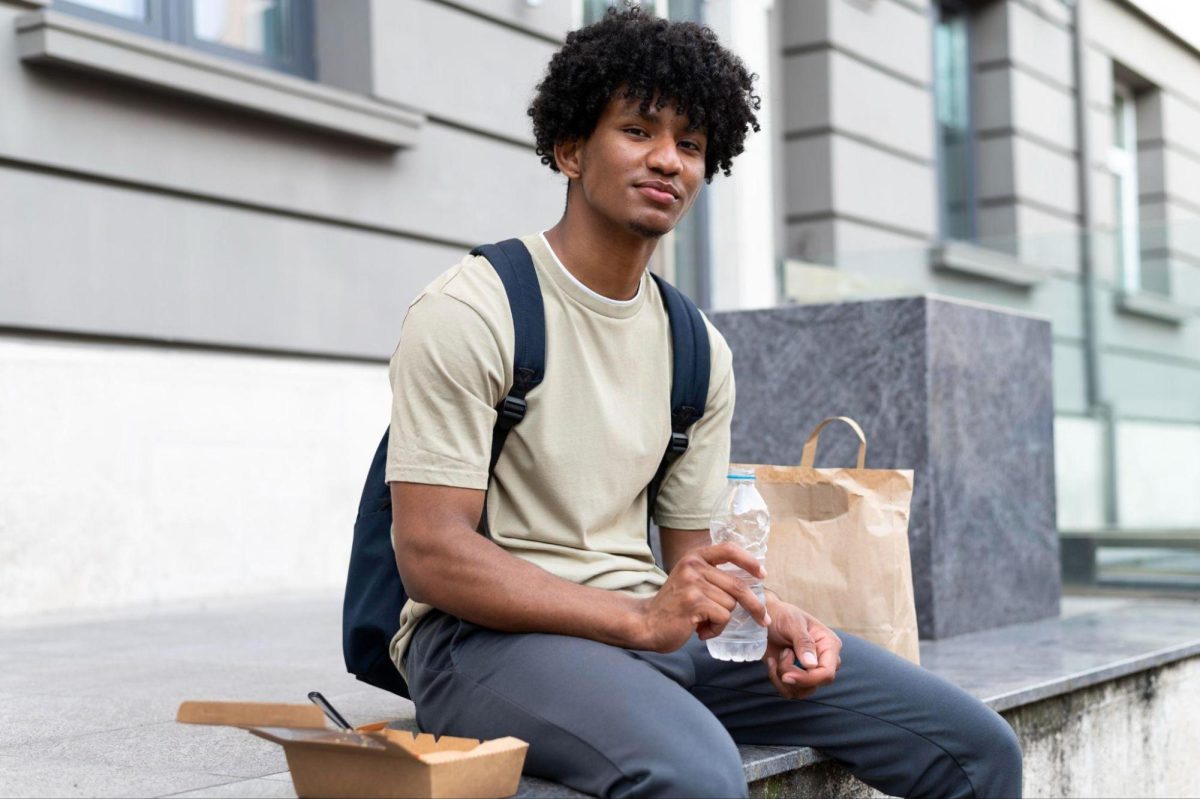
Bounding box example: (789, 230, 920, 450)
(391, 480, 768, 653)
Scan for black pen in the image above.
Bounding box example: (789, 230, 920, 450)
(307, 691, 353, 732)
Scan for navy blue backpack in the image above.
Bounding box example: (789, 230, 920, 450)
(342, 238, 712, 698)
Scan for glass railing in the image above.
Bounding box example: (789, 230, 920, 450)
(780, 217, 1200, 307)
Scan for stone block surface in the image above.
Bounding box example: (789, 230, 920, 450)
(710, 295, 1060, 638)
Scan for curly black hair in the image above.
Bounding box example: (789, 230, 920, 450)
(528, 4, 761, 182)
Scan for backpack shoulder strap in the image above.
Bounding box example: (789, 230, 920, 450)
(469, 239, 545, 528)
(647, 273, 711, 531)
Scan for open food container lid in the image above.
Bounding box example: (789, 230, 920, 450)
(177, 701, 529, 798)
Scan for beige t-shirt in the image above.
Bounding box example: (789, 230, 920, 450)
(385, 233, 735, 677)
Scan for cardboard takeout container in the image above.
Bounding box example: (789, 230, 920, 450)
(177, 701, 528, 799)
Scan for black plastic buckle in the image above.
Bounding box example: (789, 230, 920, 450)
(497, 395, 527, 427)
(668, 431, 689, 456)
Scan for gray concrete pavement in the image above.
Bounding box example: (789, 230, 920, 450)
(0, 593, 413, 798)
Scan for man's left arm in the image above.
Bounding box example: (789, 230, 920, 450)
(654, 319, 841, 698)
(660, 530, 842, 699)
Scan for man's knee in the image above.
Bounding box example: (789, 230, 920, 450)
(907, 706, 1021, 799)
(951, 709, 1023, 799)
(610, 738, 747, 799)
(971, 712, 1023, 798)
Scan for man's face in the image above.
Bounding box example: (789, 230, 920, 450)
(564, 93, 708, 239)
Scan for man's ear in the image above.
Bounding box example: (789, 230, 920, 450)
(554, 137, 584, 180)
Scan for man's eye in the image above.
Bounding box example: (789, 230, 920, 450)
(681, 140, 702, 151)
(625, 127, 649, 137)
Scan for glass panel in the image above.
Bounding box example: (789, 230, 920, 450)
(667, 0, 707, 305)
(193, 0, 287, 56)
(1112, 91, 1127, 150)
(672, 187, 710, 306)
(1096, 546, 1200, 592)
(668, 0, 703, 22)
(1110, 84, 1142, 291)
(935, 9, 974, 241)
(68, 0, 147, 19)
(583, 0, 663, 25)
(582, 0, 618, 25)
(1113, 171, 1128, 280)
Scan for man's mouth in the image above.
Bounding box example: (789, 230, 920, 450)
(636, 182, 679, 205)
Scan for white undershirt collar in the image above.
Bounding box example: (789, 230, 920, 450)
(540, 232, 643, 307)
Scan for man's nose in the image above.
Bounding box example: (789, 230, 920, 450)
(646, 135, 682, 175)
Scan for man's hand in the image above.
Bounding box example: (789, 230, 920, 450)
(634, 542, 771, 653)
(762, 595, 842, 700)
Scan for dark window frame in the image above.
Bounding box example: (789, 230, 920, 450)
(933, 0, 980, 243)
(53, 0, 315, 79)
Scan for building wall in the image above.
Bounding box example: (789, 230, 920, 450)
(0, 0, 568, 359)
(0, 333, 389, 617)
(1085, 0, 1200, 392)
(778, 0, 1200, 534)
(0, 0, 572, 616)
(754, 654, 1200, 798)
(6, 0, 1199, 616)
(778, 0, 938, 263)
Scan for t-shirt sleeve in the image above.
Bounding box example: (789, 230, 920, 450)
(652, 318, 735, 530)
(385, 289, 509, 489)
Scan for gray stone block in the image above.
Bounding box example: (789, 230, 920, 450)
(710, 295, 1061, 639)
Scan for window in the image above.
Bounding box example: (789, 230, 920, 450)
(54, 0, 314, 79)
(1109, 82, 1142, 293)
(582, 0, 701, 24)
(933, 1, 977, 241)
(580, 0, 612, 25)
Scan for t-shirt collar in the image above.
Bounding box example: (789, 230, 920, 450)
(530, 232, 648, 320)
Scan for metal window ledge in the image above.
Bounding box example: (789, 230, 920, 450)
(1115, 290, 1194, 325)
(15, 10, 424, 149)
(1061, 528, 1200, 548)
(929, 240, 1048, 287)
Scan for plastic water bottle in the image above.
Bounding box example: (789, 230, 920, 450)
(706, 467, 771, 662)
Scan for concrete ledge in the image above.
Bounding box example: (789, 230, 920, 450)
(1061, 527, 1200, 551)
(2, 595, 1198, 798)
(930, 240, 1048, 286)
(733, 597, 1200, 798)
(1115, 289, 1195, 324)
(14, 10, 424, 148)
(921, 598, 1200, 712)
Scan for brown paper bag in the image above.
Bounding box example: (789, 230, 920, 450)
(734, 416, 920, 664)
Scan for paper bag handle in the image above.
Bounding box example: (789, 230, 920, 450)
(800, 416, 867, 469)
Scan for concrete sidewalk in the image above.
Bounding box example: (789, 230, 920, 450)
(0, 593, 580, 798)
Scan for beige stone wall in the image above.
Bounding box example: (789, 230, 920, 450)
(750, 655, 1200, 798)
(1010, 655, 1200, 797)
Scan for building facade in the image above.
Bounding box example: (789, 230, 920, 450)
(1, 0, 1196, 617)
(771, 0, 1200, 587)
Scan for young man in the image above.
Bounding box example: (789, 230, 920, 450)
(386, 8, 1022, 798)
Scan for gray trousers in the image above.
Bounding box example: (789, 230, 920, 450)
(405, 610, 1022, 798)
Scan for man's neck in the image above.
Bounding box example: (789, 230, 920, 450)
(543, 204, 658, 302)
